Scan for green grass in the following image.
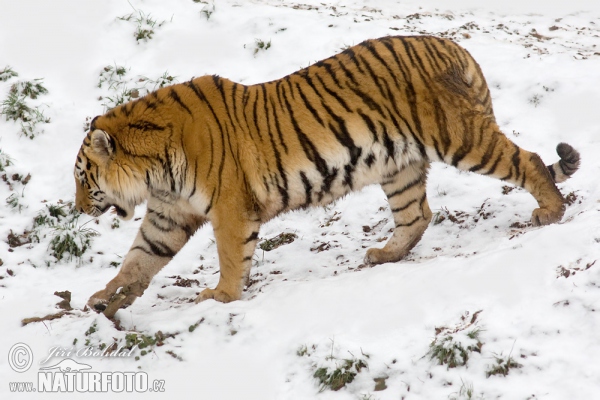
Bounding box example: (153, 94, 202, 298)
(314, 358, 368, 392)
(428, 329, 483, 369)
(10, 79, 48, 99)
(117, 9, 169, 43)
(5, 193, 24, 212)
(253, 39, 272, 55)
(32, 202, 98, 264)
(449, 380, 484, 400)
(0, 66, 18, 82)
(485, 353, 522, 378)
(97, 65, 176, 111)
(0, 78, 50, 139)
(49, 220, 98, 263)
(0, 148, 13, 171)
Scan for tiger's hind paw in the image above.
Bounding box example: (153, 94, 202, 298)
(531, 206, 565, 226)
(364, 247, 407, 265)
(194, 287, 240, 304)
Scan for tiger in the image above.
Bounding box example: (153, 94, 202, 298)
(74, 35, 580, 316)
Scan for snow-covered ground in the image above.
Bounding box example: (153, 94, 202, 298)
(1, 0, 599, 399)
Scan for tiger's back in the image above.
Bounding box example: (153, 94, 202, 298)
(76, 35, 580, 313)
(200, 36, 494, 220)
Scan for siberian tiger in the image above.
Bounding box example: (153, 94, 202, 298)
(74, 35, 580, 316)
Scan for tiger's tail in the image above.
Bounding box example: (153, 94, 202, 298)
(547, 143, 580, 183)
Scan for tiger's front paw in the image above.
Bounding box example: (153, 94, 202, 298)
(531, 206, 565, 226)
(87, 289, 114, 312)
(194, 287, 240, 304)
(87, 288, 138, 317)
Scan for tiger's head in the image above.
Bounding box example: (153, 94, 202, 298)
(74, 127, 146, 221)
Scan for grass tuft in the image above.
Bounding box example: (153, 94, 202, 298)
(0, 78, 50, 139)
(428, 328, 483, 368)
(117, 9, 169, 43)
(314, 358, 368, 392)
(259, 232, 297, 251)
(449, 379, 483, 400)
(0, 66, 18, 82)
(0, 148, 13, 171)
(254, 39, 272, 55)
(485, 353, 522, 378)
(97, 65, 176, 111)
(32, 201, 98, 264)
(49, 221, 98, 262)
(6, 193, 24, 212)
(10, 79, 48, 99)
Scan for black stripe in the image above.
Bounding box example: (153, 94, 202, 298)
(396, 216, 421, 228)
(140, 229, 176, 258)
(357, 54, 388, 102)
(335, 57, 359, 86)
(511, 146, 521, 179)
(244, 231, 259, 244)
(164, 149, 176, 192)
(391, 198, 418, 213)
(450, 116, 476, 166)
(362, 41, 402, 88)
(482, 152, 503, 176)
(313, 74, 352, 113)
(379, 122, 396, 161)
(431, 137, 444, 161)
(279, 82, 330, 180)
(262, 85, 289, 210)
(548, 165, 557, 181)
(300, 171, 312, 207)
(386, 176, 424, 198)
(422, 39, 448, 70)
(251, 86, 264, 143)
(432, 98, 451, 156)
(381, 38, 423, 139)
(294, 82, 324, 126)
(269, 96, 289, 153)
(319, 61, 343, 89)
(205, 190, 215, 214)
(131, 246, 154, 256)
(344, 48, 366, 75)
(469, 134, 500, 173)
(358, 111, 378, 143)
(148, 216, 176, 232)
(230, 82, 244, 130)
(348, 85, 385, 115)
(129, 121, 165, 131)
(320, 168, 338, 199)
(365, 153, 376, 167)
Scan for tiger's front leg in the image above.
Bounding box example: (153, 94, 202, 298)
(195, 204, 260, 304)
(88, 199, 205, 316)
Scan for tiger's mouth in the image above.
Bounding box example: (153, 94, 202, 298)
(113, 205, 128, 218)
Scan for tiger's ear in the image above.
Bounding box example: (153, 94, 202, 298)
(90, 130, 115, 159)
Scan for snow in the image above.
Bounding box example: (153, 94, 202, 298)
(1, 0, 600, 399)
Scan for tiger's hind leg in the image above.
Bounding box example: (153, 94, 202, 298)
(365, 160, 432, 264)
(451, 122, 567, 226)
